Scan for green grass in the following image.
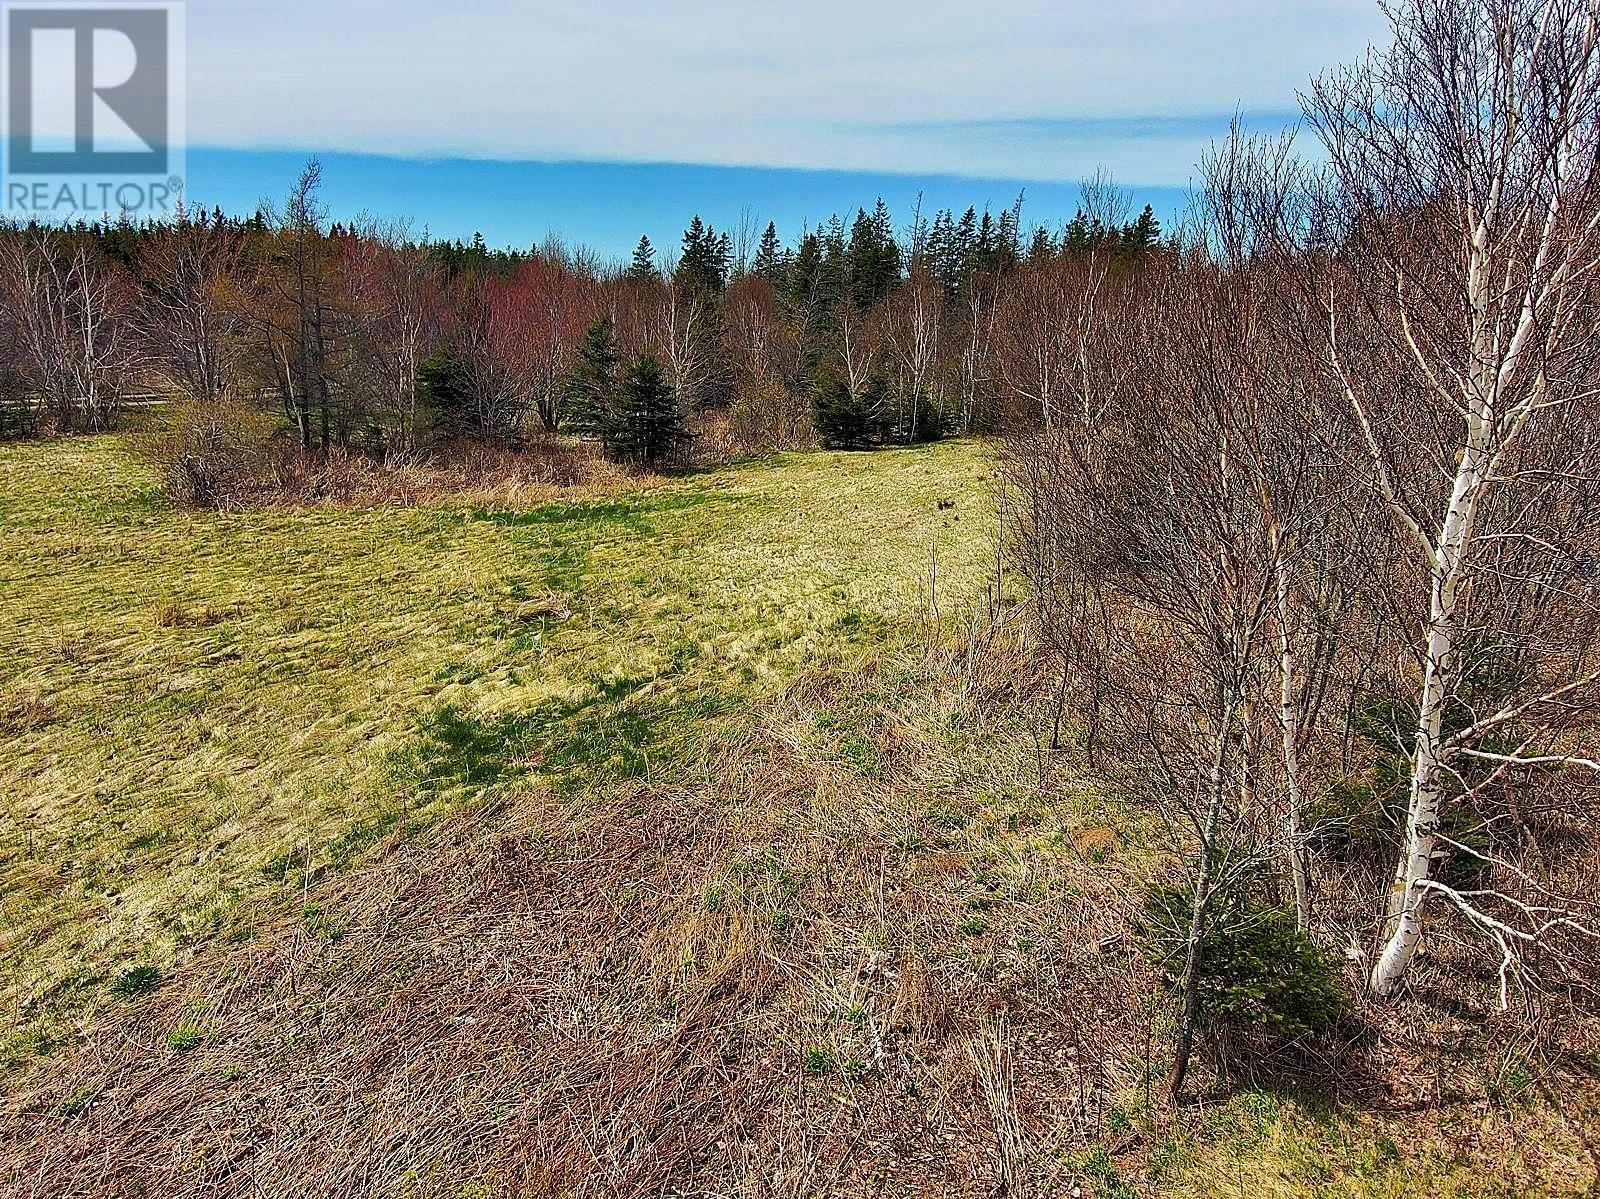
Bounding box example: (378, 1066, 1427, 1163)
(0, 434, 996, 1068)
(1158, 1087, 1597, 1197)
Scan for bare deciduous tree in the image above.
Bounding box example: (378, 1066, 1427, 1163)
(135, 212, 251, 410)
(255, 159, 345, 451)
(0, 230, 138, 432)
(1010, 249, 1295, 1101)
(1306, 0, 1600, 997)
(346, 220, 448, 453)
(882, 268, 944, 440)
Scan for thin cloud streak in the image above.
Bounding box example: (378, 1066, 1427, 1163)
(181, 0, 1386, 184)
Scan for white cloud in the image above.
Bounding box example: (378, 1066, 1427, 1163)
(185, 0, 1388, 182)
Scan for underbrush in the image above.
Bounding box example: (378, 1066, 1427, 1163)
(139, 416, 632, 511)
(6, 615, 1595, 1196)
(2, 634, 1139, 1196)
(132, 403, 800, 513)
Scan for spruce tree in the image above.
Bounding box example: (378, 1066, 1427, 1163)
(417, 349, 475, 436)
(674, 216, 727, 296)
(1062, 208, 1092, 255)
(954, 207, 978, 283)
(564, 316, 621, 439)
(847, 207, 877, 306)
(975, 209, 998, 267)
(928, 209, 958, 298)
(846, 198, 903, 308)
(605, 353, 685, 466)
(628, 234, 657, 281)
(1124, 204, 1161, 253)
(811, 376, 877, 449)
(753, 221, 784, 283)
(997, 193, 1025, 268)
(1027, 225, 1055, 261)
(812, 215, 848, 312)
(787, 232, 822, 306)
(676, 216, 708, 292)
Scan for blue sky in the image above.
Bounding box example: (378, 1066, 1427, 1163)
(171, 0, 1387, 259)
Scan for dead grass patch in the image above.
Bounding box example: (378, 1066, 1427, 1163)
(0, 645, 1144, 1198)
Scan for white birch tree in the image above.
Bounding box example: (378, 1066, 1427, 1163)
(1305, 0, 1600, 996)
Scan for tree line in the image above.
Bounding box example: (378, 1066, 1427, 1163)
(0, 164, 1165, 483)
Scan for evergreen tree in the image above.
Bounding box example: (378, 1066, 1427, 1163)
(787, 231, 823, 306)
(674, 216, 727, 296)
(818, 215, 848, 309)
(975, 209, 998, 268)
(1027, 225, 1055, 261)
(1124, 204, 1162, 253)
(753, 221, 784, 283)
(954, 207, 978, 286)
(676, 216, 708, 291)
(605, 354, 685, 466)
(417, 349, 475, 436)
(628, 234, 657, 281)
(846, 198, 902, 308)
(811, 376, 877, 449)
(564, 316, 620, 439)
(928, 209, 959, 298)
(1062, 207, 1092, 255)
(905, 200, 932, 273)
(996, 193, 1025, 269)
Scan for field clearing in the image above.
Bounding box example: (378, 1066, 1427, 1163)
(2, 435, 1594, 1199)
(0, 435, 998, 1063)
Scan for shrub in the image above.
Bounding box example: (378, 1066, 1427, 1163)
(142, 399, 267, 509)
(1139, 883, 1346, 1040)
(726, 375, 812, 452)
(417, 348, 476, 439)
(812, 374, 946, 449)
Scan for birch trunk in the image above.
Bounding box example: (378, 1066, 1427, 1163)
(1274, 545, 1312, 929)
(1370, 439, 1484, 994)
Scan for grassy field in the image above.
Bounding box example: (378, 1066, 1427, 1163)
(0, 434, 998, 1065)
(3, 434, 1594, 1198)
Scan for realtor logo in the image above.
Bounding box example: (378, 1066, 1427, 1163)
(2, 1, 184, 216)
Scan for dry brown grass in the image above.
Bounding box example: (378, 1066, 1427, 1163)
(1, 638, 1152, 1198)
(144, 406, 801, 514)
(5, 634, 1599, 1197)
(252, 436, 636, 510)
